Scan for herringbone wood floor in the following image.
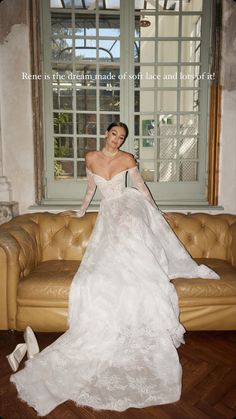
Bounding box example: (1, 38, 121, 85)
(0, 331, 235, 419)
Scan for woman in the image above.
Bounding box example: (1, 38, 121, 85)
(9, 122, 219, 416)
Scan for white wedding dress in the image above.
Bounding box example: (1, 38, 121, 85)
(10, 166, 219, 416)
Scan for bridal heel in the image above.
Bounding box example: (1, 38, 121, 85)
(24, 326, 39, 359)
(6, 343, 27, 372)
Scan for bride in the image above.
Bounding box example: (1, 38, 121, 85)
(8, 122, 219, 416)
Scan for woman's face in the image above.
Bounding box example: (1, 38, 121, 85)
(105, 126, 126, 149)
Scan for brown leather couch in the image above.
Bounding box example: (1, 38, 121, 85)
(0, 212, 236, 332)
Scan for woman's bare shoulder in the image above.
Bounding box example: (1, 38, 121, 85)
(120, 151, 137, 169)
(85, 151, 100, 166)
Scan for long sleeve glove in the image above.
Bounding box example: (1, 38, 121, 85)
(75, 168, 97, 217)
(129, 166, 161, 211)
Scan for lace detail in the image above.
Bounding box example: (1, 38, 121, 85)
(75, 169, 96, 217)
(129, 166, 158, 210)
(93, 171, 126, 200)
(11, 164, 219, 416)
(11, 325, 182, 416)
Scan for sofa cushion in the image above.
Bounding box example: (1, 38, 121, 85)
(173, 258, 236, 301)
(17, 258, 236, 309)
(17, 260, 79, 307)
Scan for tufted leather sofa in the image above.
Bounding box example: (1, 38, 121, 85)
(0, 212, 236, 332)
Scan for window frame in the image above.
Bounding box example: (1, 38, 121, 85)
(30, 0, 221, 207)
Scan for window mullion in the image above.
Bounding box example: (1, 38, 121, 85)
(120, 0, 134, 153)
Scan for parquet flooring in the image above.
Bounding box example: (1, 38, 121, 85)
(0, 330, 235, 419)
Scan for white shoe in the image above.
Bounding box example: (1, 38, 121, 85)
(24, 326, 39, 359)
(6, 343, 27, 372)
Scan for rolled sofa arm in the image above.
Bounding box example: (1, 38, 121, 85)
(0, 222, 40, 330)
(230, 221, 236, 267)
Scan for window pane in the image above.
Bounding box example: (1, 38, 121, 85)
(195, 44, 201, 62)
(74, 65, 96, 86)
(159, 123, 177, 138)
(182, 16, 201, 38)
(54, 112, 73, 134)
(75, 15, 96, 36)
(51, 0, 72, 8)
(181, 41, 201, 62)
(106, 0, 120, 9)
(159, 114, 177, 126)
(51, 13, 72, 36)
(138, 15, 156, 37)
(182, 0, 202, 12)
(157, 91, 177, 112)
(139, 41, 155, 63)
(135, 0, 155, 10)
(179, 137, 198, 159)
(99, 15, 120, 37)
(159, 138, 178, 159)
(100, 90, 120, 111)
(157, 66, 178, 87)
(54, 160, 74, 179)
(158, 41, 178, 62)
(135, 115, 155, 136)
(180, 114, 199, 135)
(98, 66, 120, 87)
(158, 1, 180, 12)
(180, 90, 199, 112)
(52, 38, 73, 61)
(134, 17, 141, 38)
(100, 137, 106, 149)
(181, 65, 200, 87)
(134, 138, 140, 159)
(158, 15, 179, 37)
(140, 162, 155, 182)
(52, 66, 73, 82)
(99, 40, 120, 61)
(159, 161, 177, 182)
(77, 114, 97, 134)
(135, 91, 155, 112)
(179, 161, 198, 181)
(77, 160, 86, 178)
(74, 0, 101, 9)
(135, 115, 140, 135)
(142, 117, 155, 138)
(75, 39, 97, 60)
(100, 114, 120, 133)
(54, 137, 74, 157)
(135, 66, 155, 88)
(134, 42, 140, 62)
(77, 138, 97, 158)
(53, 86, 73, 110)
(76, 89, 96, 111)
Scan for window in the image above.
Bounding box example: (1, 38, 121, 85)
(40, 0, 214, 205)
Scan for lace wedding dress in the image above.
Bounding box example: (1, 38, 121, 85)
(10, 166, 219, 416)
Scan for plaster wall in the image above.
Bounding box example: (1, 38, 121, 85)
(0, 0, 35, 213)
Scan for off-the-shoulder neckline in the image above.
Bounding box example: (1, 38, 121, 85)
(86, 166, 137, 182)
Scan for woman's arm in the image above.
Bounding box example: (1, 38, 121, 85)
(60, 154, 97, 218)
(74, 168, 97, 217)
(129, 165, 158, 209)
(128, 161, 171, 219)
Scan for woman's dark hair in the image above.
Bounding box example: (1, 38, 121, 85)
(107, 122, 129, 139)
